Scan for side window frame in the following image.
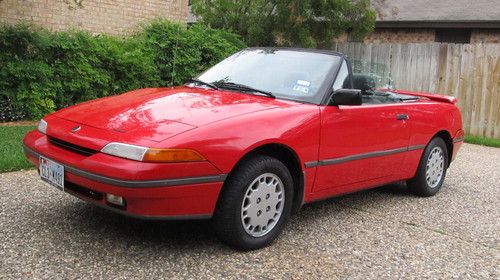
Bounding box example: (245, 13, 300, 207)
(332, 60, 350, 91)
(321, 57, 354, 105)
(343, 58, 354, 89)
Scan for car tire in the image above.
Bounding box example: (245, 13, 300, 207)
(211, 155, 294, 250)
(407, 137, 449, 197)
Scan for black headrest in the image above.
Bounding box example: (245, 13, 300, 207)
(352, 74, 375, 91)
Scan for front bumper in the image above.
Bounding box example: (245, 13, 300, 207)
(23, 130, 226, 219)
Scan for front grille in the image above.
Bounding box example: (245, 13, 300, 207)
(49, 137, 98, 156)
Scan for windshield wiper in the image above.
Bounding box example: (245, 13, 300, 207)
(187, 78, 219, 90)
(214, 82, 275, 98)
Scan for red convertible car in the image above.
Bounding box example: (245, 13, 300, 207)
(24, 48, 463, 250)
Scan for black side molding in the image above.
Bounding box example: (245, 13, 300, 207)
(304, 145, 425, 168)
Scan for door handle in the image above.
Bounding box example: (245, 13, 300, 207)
(396, 114, 409, 120)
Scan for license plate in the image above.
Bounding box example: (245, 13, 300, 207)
(39, 156, 64, 190)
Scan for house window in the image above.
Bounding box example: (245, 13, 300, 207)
(435, 29, 471, 43)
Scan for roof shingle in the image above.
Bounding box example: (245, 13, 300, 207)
(372, 0, 500, 22)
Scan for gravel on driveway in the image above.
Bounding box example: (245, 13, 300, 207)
(1, 143, 498, 279)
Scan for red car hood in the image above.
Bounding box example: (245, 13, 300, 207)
(54, 86, 294, 142)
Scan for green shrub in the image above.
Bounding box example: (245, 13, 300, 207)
(137, 20, 246, 86)
(0, 21, 246, 121)
(0, 24, 56, 119)
(44, 31, 160, 108)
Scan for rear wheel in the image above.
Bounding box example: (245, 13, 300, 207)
(407, 137, 449, 197)
(212, 155, 294, 250)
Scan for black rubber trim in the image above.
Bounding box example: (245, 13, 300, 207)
(48, 136, 97, 156)
(320, 147, 408, 165)
(24, 145, 227, 188)
(304, 145, 425, 168)
(304, 161, 319, 168)
(408, 144, 426, 151)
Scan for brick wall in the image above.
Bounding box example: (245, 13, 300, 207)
(336, 28, 500, 44)
(363, 28, 436, 43)
(0, 0, 189, 35)
(471, 29, 500, 44)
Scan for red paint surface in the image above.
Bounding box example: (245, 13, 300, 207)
(24, 86, 463, 218)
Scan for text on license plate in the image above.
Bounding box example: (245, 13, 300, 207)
(39, 156, 64, 190)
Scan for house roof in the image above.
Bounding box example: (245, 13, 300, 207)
(372, 0, 500, 28)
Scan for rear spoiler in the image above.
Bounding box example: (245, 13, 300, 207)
(385, 89, 458, 104)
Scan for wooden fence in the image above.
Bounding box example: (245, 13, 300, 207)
(332, 43, 500, 139)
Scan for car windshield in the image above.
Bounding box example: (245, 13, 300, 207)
(196, 49, 342, 103)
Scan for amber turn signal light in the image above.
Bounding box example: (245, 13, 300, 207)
(142, 148, 206, 163)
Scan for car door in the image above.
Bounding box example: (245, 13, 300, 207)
(313, 59, 411, 194)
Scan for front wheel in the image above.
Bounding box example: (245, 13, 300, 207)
(407, 137, 449, 197)
(211, 155, 294, 250)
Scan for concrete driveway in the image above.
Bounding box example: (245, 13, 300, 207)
(1, 143, 498, 279)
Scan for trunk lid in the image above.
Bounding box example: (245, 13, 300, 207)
(388, 89, 458, 104)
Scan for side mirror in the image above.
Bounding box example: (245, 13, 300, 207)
(330, 89, 362, 106)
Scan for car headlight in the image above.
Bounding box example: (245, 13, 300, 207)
(38, 119, 48, 134)
(101, 142, 206, 163)
(101, 143, 147, 161)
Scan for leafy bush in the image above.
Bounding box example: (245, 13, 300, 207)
(191, 0, 376, 47)
(44, 31, 160, 108)
(137, 20, 246, 86)
(0, 24, 56, 119)
(0, 21, 246, 121)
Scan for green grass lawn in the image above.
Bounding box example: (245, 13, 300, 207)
(0, 126, 35, 172)
(464, 135, 500, 148)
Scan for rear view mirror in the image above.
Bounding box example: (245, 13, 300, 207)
(330, 89, 362, 106)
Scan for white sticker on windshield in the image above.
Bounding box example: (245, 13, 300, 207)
(293, 80, 311, 94)
(296, 80, 311, 87)
(293, 85, 309, 94)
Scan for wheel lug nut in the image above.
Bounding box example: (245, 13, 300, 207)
(266, 206, 270, 212)
(266, 194, 270, 199)
(257, 210, 262, 216)
(256, 198, 261, 203)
